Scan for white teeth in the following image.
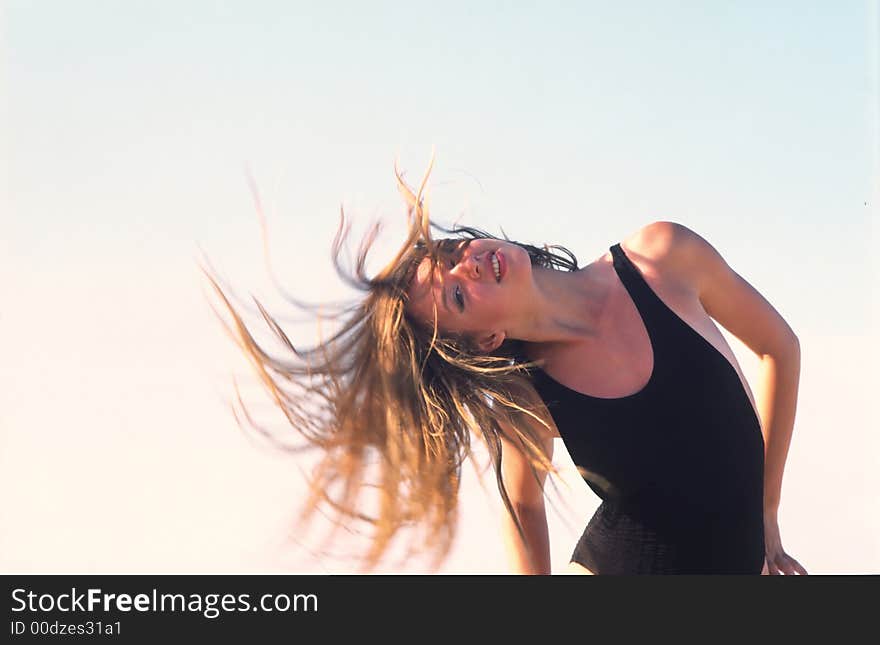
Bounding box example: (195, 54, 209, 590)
(491, 253, 501, 281)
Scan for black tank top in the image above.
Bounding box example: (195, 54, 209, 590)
(528, 243, 766, 574)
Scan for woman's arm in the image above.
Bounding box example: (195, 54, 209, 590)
(666, 223, 800, 510)
(636, 221, 802, 508)
(753, 340, 807, 574)
(648, 221, 807, 573)
(498, 427, 554, 575)
(754, 339, 800, 512)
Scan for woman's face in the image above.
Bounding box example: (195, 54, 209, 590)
(405, 238, 532, 353)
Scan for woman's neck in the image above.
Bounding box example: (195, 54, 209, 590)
(514, 253, 615, 349)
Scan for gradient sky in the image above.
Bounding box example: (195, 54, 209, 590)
(2, 1, 877, 573)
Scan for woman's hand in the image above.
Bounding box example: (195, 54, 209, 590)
(762, 510, 808, 575)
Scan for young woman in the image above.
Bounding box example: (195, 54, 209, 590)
(205, 156, 806, 575)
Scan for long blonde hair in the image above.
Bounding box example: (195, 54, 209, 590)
(201, 153, 583, 571)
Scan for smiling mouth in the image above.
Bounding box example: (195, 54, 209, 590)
(490, 251, 502, 282)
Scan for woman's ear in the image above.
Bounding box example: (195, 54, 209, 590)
(476, 331, 506, 354)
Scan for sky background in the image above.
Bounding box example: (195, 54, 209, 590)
(2, 1, 877, 573)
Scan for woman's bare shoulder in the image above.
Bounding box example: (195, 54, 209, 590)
(619, 220, 693, 265)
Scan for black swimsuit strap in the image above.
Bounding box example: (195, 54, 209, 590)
(609, 243, 663, 322)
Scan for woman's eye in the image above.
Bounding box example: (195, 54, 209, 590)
(454, 285, 464, 310)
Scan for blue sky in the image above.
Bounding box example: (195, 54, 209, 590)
(2, 2, 877, 573)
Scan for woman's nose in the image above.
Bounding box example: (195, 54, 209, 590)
(454, 253, 482, 279)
